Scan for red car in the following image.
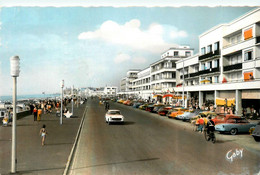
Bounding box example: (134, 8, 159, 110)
(158, 106, 173, 116)
(212, 114, 241, 125)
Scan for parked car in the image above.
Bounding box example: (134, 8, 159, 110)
(176, 110, 200, 121)
(158, 106, 173, 116)
(215, 118, 257, 135)
(252, 122, 260, 142)
(145, 104, 155, 112)
(152, 104, 165, 113)
(105, 109, 124, 124)
(212, 114, 241, 125)
(168, 107, 188, 119)
(132, 102, 144, 108)
(139, 103, 149, 110)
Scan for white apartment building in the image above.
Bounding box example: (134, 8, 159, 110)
(119, 46, 194, 101)
(150, 46, 194, 94)
(175, 8, 260, 115)
(120, 69, 140, 93)
(103, 86, 118, 97)
(132, 67, 152, 100)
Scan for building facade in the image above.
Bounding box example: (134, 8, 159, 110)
(175, 8, 260, 115)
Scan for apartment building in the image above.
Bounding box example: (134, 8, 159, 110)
(132, 67, 152, 100)
(104, 86, 118, 97)
(175, 8, 260, 115)
(150, 46, 194, 93)
(119, 69, 140, 93)
(119, 46, 194, 101)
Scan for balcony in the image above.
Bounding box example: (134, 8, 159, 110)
(189, 72, 200, 78)
(199, 67, 220, 76)
(222, 38, 255, 56)
(223, 63, 242, 72)
(180, 74, 189, 79)
(199, 50, 220, 61)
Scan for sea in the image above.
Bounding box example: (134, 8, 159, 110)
(0, 94, 60, 102)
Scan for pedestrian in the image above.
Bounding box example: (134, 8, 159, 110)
(198, 116, 204, 132)
(33, 107, 38, 121)
(39, 124, 47, 146)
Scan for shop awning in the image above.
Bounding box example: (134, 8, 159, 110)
(163, 94, 174, 98)
(176, 83, 182, 87)
(216, 98, 235, 106)
(200, 79, 211, 83)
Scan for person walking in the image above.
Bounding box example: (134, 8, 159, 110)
(198, 116, 204, 133)
(33, 107, 38, 121)
(39, 124, 47, 146)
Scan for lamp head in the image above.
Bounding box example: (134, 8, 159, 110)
(10, 56, 20, 77)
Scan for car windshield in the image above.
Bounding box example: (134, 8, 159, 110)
(108, 111, 121, 115)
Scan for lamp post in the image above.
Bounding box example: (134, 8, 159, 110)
(182, 57, 185, 107)
(10, 56, 20, 173)
(60, 80, 64, 125)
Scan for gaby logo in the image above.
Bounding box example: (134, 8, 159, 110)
(226, 148, 243, 162)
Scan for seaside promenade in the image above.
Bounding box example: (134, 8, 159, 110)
(0, 102, 87, 175)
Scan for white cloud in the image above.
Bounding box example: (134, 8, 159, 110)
(78, 19, 178, 53)
(114, 53, 131, 64)
(170, 30, 188, 38)
(132, 56, 147, 64)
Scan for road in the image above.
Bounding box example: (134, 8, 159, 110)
(69, 99, 260, 175)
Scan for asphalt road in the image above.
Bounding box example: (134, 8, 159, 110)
(69, 99, 260, 175)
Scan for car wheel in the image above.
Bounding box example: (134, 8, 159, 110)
(230, 128, 238, 135)
(219, 131, 224, 134)
(253, 136, 260, 142)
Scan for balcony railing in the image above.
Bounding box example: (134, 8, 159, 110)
(180, 74, 189, 79)
(223, 63, 242, 72)
(199, 67, 220, 76)
(199, 50, 220, 61)
(189, 72, 200, 78)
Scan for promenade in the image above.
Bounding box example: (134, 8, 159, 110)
(0, 102, 86, 175)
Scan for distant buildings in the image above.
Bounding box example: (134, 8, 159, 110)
(119, 8, 260, 115)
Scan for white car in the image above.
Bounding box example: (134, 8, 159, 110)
(105, 109, 124, 124)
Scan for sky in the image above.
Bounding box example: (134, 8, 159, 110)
(0, 0, 259, 96)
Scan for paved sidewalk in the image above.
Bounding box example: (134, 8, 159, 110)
(0, 102, 86, 175)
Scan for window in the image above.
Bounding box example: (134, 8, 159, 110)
(214, 76, 219, 83)
(207, 45, 212, 53)
(207, 62, 212, 69)
(201, 47, 206, 55)
(174, 51, 179, 56)
(244, 50, 253, 61)
(244, 28, 253, 40)
(213, 59, 219, 68)
(214, 42, 219, 51)
(185, 51, 191, 57)
(231, 55, 237, 64)
(201, 63, 206, 70)
(237, 34, 242, 42)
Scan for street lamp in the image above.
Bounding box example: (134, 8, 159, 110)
(60, 80, 64, 125)
(182, 57, 185, 107)
(10, 55, 20, 173)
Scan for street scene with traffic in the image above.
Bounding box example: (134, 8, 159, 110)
(1, 1, 260, 175)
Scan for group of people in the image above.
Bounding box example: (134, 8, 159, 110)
(195, 115, 215, 135)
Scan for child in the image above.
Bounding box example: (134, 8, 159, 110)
(39, 124, 47, 146)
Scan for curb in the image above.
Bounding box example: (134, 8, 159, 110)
(63, 105, 88, 175)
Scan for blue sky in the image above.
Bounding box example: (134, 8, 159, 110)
(0, 2, 258, 95)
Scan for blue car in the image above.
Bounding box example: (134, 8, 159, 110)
(215, 118, 257, 135)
